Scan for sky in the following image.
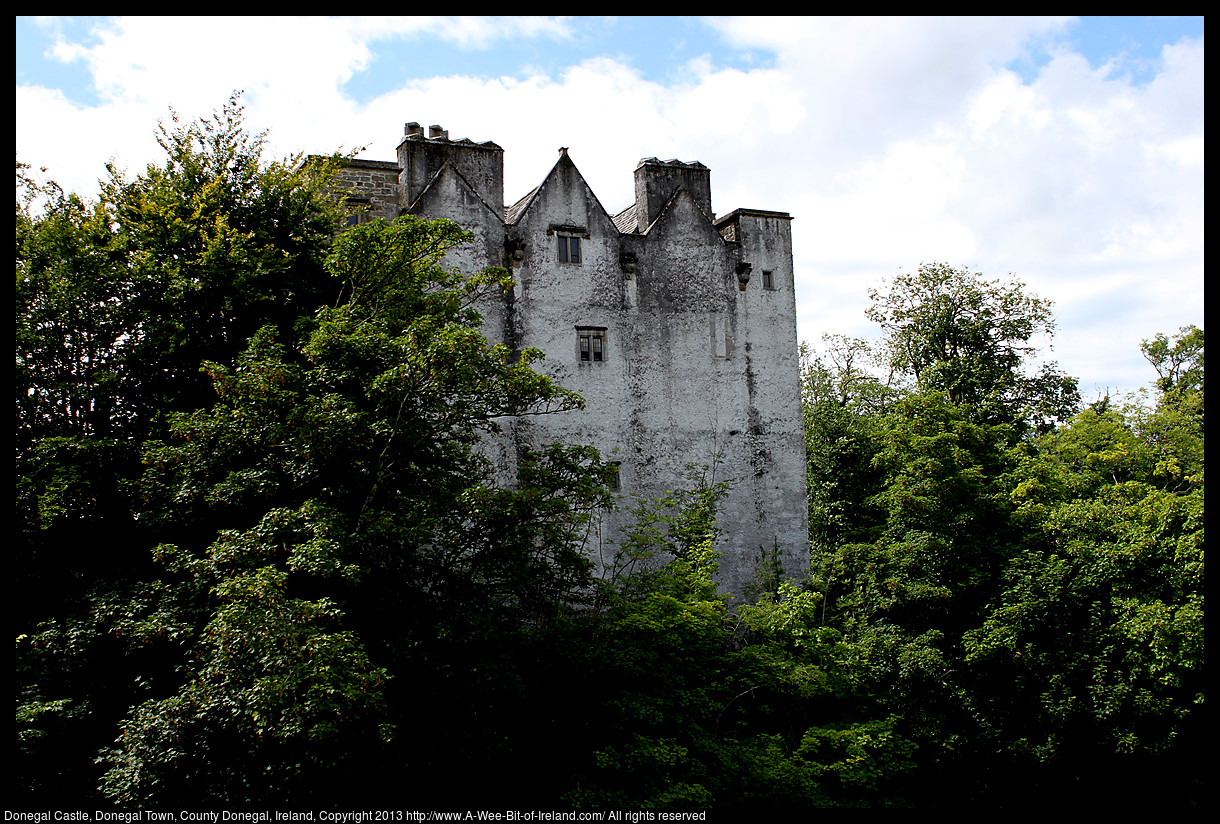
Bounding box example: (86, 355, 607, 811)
(16, 16, 1205, 401)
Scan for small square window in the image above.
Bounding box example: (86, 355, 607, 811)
(578, 329, 606, 362)
(558, 235, 582, 264)
(344, 198, 371, 227)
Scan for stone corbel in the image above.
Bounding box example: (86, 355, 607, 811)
(505, 236, 527, 265)
(736, 261, 753, 291)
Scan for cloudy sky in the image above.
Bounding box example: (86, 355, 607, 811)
(16, 16, 1204, 400)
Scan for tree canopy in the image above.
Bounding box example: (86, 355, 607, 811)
(804, 261, 1204, 808)
(16, 97, 611, 805)
(867, 262, 1079, 432)
(15, 101, 1204, 810)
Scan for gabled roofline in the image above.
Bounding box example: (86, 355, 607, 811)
(640, 185, 720, 237)
(505, 185, 540, 226)
(408, 161, 505, 224)
(611, 204, 638, 234)
(505, 149, 618, 232)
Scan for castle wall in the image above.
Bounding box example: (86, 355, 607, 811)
(331, 128, 810, 596)
(335, 159, 400, 222)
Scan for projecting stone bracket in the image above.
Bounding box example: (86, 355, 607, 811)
(504, 235, 527, 265)
(736, 261, 753, 291)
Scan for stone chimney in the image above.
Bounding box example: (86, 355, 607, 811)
(633, 158, 713, 232)
(397, 122, 504, 218)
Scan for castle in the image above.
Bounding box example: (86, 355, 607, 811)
(333, 123, 808, 594)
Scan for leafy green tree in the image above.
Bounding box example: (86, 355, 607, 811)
(16, 95, 350, 804)
(565, 480, 916, 810)
(958, 329, 1204, 807)
(801, 253, 1202, 809)
(1141, 325, 1204, 400)
(867, 262, 1078, 432)
(17, 99, 612, 806)
(93, 213, 614, 804)
(802, 269, 1101, 805)
(1137, 325, 1204, 494)
(801, 338, 893, 557)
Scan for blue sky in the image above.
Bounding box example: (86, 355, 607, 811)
(15, 16, 1204, 398)
(16, 16, 1202, 100)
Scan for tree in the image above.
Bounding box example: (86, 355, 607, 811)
(17, 99, 612, 805)
(563, 478, 917, 809)
(867, 262, 1078, 432)
(1141, 325, 1203, 400)
(16, 94, 347, 611)
(802, 266, 1086, 805)
(962, 358, 1205, 806)
(16, 95, 350, 803)
(96, 211, 621, 804)
(800, 263, 1203, 807)
(799, 339, 892, 583)
(1138, 326, 1204, 494)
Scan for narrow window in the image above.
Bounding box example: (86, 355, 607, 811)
(607, 462, 621, 490)
(762, 269, 774, 289)
(578, 328, 607, 362)
(714, 316, 730, 358)
(558, 235, 581, 264)
(344, 197, 370, 227)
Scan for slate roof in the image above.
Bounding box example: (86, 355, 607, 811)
(505, 186, 539, 226)
(611, 204, 638, 234)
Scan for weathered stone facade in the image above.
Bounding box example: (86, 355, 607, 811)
(332, 122, 808, 595)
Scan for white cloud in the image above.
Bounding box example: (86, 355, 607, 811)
(15, 17, 1202, 397)
(347, 16, 574, 50)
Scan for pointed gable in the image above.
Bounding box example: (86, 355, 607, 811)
(506, 149, 620, 239)
(643, 186, 730, 247)
(409, 162, 504, 227)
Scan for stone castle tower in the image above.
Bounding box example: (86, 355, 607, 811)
(333, 122, 808, 594)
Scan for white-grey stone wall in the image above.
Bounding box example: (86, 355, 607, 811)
(331, 127, 810, 596)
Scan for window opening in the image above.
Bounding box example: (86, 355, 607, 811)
(714, 316, 730, 358)
(344, 198, 370, 227)
(762, 270, 774, 289)
(558, 235, 582, 264)
(578, 328, 607, 362)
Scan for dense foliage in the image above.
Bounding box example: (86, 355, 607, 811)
(16, 102, 1203, 810)
(803, 270, 1204, 807)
